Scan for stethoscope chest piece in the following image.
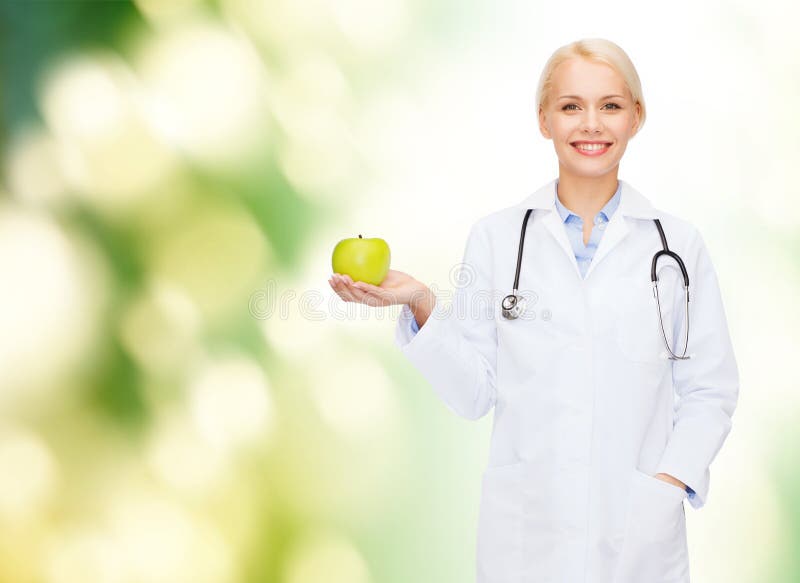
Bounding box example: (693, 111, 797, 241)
(501, 292, 526, 320)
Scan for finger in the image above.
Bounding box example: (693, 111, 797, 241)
(353, 281, 399, 304)
(352, 284, 389, 307)
(336, 276, 380, 306)
(350, 278, 390, 295)
(352, 280, 380, 292)
(331, 274, 357, 302)
(351, 286, 380, 306)
(332, 274, 351, 291)
(333, 274, 384, 306)
(352, 282, 383, 302)
(351, 288, 381, 307)
(329, 277, 348, 300)
(340, 276, 377, 305)
(338, 276, 375, 305)
(343, 283, 376, 305)
(336, 274, 359, 295)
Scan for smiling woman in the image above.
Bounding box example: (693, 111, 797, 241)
(330, 37, 739, 583)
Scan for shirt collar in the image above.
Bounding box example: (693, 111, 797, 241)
(553, 179, 622, 224)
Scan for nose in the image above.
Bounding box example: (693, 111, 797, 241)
(580, 108, 604, 134)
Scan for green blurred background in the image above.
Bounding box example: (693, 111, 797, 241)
(0, 1, 797, 582)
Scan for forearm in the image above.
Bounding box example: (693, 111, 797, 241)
(655, 472, 686, 490)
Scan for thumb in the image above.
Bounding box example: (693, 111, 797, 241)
(353, 281, 379, 292)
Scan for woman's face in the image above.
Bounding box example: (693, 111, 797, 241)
(538, 57, 641, 180)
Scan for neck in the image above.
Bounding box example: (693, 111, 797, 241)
(556, 170, 619, 218)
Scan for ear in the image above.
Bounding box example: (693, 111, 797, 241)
(538, 106, 551, 139)
(630, 102, 642, 137)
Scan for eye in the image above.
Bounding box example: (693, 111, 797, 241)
(561, 103, 621, 111)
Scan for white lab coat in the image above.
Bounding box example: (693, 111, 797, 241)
(394, 178, 739, 583)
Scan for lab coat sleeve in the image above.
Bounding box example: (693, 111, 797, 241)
(655, 228, 740, 510)
(394, 220, 497, 421)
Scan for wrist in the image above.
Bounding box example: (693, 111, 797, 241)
(408, 281, 434, 308)
(407, 282, 435, 329)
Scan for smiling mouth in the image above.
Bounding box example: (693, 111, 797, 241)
(571, 142, 612, 155)
(571, 141, 612, 148)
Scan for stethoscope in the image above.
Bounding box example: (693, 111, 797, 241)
(501, 209, 692, 360)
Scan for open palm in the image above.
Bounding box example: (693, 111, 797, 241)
(328, 269, 422, 307)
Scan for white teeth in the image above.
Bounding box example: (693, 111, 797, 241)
(574, 143, 609, 151)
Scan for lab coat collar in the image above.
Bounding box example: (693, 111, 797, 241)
(518, 178, 658, 219)
(516, 178, 658, 280)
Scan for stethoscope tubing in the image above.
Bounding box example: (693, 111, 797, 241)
(502, 210, 692, 360)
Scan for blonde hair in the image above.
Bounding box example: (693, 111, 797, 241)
(536, 38, 646, 132)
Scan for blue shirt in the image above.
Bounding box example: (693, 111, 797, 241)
(408, 180, 695, 500)
(553, 179, 621, 279)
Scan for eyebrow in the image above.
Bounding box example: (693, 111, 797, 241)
(558, 94, 625, 100)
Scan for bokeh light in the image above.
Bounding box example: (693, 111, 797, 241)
(0, 427, 59, 524)
(39, 52, 177, 215)
(4, 124, 69, 207)
(118, 279, 202, 375)
(42, 526, 126, 583)
(106, 492, 235, 583)
(283, 529, 371, 583)
(134, 18, 271, 171)
(146, 407, 227, 495)
(187, 354, 274, 452)
(145, 201, 271, 320)
(0, 204, 107, 403)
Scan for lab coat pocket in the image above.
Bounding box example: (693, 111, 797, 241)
(613, 469, 689, 583)
(615, 277, 674, 365)
(476, 461, 524, 583)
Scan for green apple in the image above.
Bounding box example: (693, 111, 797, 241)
(332, 234, 391, 285)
